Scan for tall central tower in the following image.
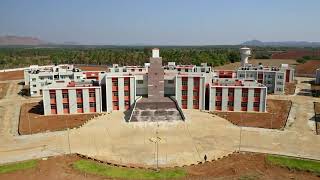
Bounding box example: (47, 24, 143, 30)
(147, 48, 164, 99)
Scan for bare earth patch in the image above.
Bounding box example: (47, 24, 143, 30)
(0, 71, 24, 81)
(0, 83, 9, 99)
(18, 102, 100, 135)
(296, 60, 320, 77)
(0, 153, 318, 180)
(212, 99, 292, 129)
(285, 82, 297, 95)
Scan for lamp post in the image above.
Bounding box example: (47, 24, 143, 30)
(149, 124, 162, 171)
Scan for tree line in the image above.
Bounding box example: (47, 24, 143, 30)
(0, 47, 241, 69)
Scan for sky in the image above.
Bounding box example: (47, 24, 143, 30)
(0, 0, 319, 45)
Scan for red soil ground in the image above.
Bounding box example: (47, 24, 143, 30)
(19, 102, 101, 135)
(271, 50, 320, 59)
(213, 99, 292, 129)
(75, 65, 108, 71)
(0, 70, 24, 81)
(285, 82, 297, 95)
(0, 153, 318, 180)
(295, 60, 320, 77)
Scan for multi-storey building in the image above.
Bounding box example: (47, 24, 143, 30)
(24, 64, 102, 97)
(236, 65, 294, 94)
(209, 79, 267, 112)
(42, 81, 102, 115)
(40, 48, 269, 116)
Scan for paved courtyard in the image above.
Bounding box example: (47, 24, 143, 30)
(0, 77, 319, 167)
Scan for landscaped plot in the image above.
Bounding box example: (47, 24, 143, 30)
(0, 153, 319, 180)
(0, 160, 37, 174)
(213, 99, 292, 129)
(73, 159, 186, 179)
(18, 102, 100, 135)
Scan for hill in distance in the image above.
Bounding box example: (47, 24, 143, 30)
(0, 35, 47, 46)
(242, 40, 320, 47)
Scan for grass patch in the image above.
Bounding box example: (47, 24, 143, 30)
(0, 160, 38, 174)
(266, 155, 320, 174)
(73, 159, 186, 179)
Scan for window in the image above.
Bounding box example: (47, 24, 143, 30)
(32, 84, 36, 87)
(89, 92, 95, 97)
(50, 93, 56, 99)
(168, 80, 174, 84)
(215, 101, 221, 106)
(77, 76, 81, 79)
(139, 69, 142, 72)
(241, 102, 247, 107)
(125, 101, 130, 106)
(201, 68, 205, 72)
(182, 90, 187, 96)
(277, 81, 283, 85)
(76, 93, 82, 98)
(124, 79, 130, 86)
(193, 100, 199, 105)
(124, 91, 130, 96)
(239, 74, 245, 78)
(39, 77, 44, 80)
(278, 75, 283, 79)
(89, 102, 95, 107)
(242, 91, 248, 97)
(77, 103, 83, 108)
(182, 80, 188, 86)
(50, 104, 56, 109)
(254, 92, 260, 97)
(112, 80, 118, 86)
(182, 100, 187, 105)
(114, 68, 119, 72)
(31, 78, 36, 81)
(113, 91, 118, 96)
(137, 80, 144, 84)
(62, 93, 68, 98)
(131, 69, 135, 72)
(113, 101, 119, 106)
(216, 90, 222, 96)
(193, 91, 198, 96)
(193, 80, 199, 87)
(123, 69, 127, 72)
(63, 103, 69, 109)
(253, 102, 260, 107)
(228, 90, 234, 97)
(277, 88, 283, 91)
(228, 101, 234, 106)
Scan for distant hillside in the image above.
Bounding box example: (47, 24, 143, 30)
(242, 40, 320, 47)
(0, 35, 45, 45)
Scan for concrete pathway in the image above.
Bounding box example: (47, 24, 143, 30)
(0, 77, 319, 167)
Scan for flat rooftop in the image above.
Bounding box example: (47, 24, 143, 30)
(211, 78, 265, 87)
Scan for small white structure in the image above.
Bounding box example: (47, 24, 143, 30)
(152, 48, 160, 58)
(240, 47, 251, 67)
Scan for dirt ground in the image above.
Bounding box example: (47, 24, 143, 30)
(285, 82, 297, 95)
(0, 83, 9, 99)
(18, 102, 100, 135)
(0, 153, 318, 180)
(213, 99, 292, 129)
(295, 60, 320, 77)
(214, 59, 297, 70)
(0, 70, 24, 81)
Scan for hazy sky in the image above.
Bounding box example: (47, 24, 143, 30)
(0, 0, 319, 45)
